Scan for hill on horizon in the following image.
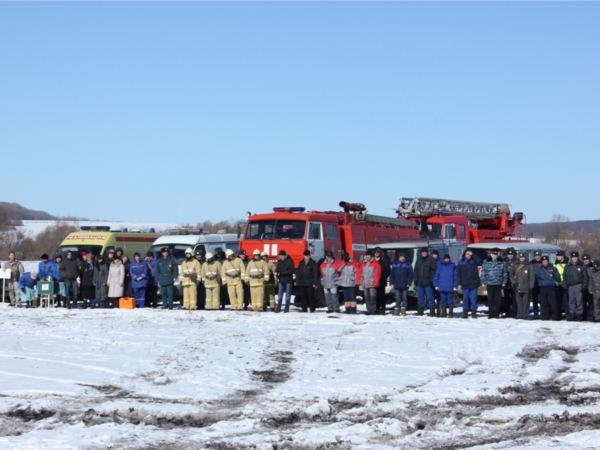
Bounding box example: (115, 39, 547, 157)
(527, 220, 600, 237)
(0, 202, 58, 221)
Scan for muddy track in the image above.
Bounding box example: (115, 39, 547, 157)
(2, 321, 599, 449)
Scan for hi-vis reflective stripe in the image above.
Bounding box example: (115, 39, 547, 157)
(272, 244, 278, 256)
(263, 244, 270, 255)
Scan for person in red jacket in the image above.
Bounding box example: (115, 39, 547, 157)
(360, 250, 382, 315)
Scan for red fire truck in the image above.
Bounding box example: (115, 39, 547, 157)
(239, 202, 421, 264)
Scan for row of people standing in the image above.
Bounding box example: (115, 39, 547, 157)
(32, 248, 155, 308)
(400, 246, 600, 321)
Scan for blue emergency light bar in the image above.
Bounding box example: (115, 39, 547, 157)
(80, 226, 111, 231)
(273, 207, 306, 213)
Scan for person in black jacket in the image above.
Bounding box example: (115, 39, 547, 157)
(59, 251, 80, 309)
(457, 250, 482, 319)
(296, 250, 319, 312)
(79, 253, 95, 308)
(275, 250, 295, 313)
(414, 247, 438, 316)
(563, 251, 589, 321)
(374, 248, 391, 315)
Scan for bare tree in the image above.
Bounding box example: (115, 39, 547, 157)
(575, 229, 600, 259)
(0, 221, 77, 260)
(541, 214, 573, 248)
(196, 218, 244, 234)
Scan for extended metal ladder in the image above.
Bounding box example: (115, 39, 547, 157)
(396, 197, 510, 219)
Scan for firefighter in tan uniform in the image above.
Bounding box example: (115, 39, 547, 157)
(180, 248, 202, 310)
(221, 249, 245, 310)
(245, 249, 270, 312)
(201, 252, 222, 310)
(261, 251, 278, 311)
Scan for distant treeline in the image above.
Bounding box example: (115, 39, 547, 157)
(528, 219, 600, 237)
(0, 203, 244, 260)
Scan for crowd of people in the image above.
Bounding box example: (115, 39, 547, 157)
(2, 245, 599, 322)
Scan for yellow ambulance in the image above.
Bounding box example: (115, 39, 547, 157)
(54, 226, 161, 260)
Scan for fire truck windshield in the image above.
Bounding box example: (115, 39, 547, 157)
(419, 222, 442, 239)
(245, 219, 307, 240)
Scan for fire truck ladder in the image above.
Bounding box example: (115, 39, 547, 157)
(396, 197, 511, 220)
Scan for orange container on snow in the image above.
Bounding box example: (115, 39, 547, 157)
(119, 297, 135, 309)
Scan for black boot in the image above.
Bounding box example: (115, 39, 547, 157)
(429, 308, 436, 317)
(441, 308, 447, 318)
(471, 310, 477, 319)
(462, 310, 468, 319)
(417, 308, 424, 316)
(448, 307, 454, 318)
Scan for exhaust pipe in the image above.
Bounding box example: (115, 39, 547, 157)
(339, 201, 366, 213)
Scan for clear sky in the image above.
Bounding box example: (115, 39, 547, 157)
(1, 2, 598, 225)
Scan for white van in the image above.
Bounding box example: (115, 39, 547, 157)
(148, 230, 240, 299)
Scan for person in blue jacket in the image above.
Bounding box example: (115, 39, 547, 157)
(535, 256, 562, 321)
(18, 271, 38, 307)
(156, 247, 179, 309)
(130, 252, 149, 308)
(144, 252, 159, 309)
(38, 254, 55, 280)
(389, 252, 414, 316)
(434, 254, 458, 318)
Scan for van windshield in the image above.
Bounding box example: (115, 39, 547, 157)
(54, 245, 103, 261)
(148, 244, 191, 264)
(468, 248, 499, 264)
(245, 220, 307, 240)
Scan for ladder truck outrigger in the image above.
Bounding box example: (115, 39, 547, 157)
(395, 197, 530, 245)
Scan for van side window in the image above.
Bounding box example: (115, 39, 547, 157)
(326, 224, 339, 240)
(226, 243, 239, 253)
(445, 225, 456, 239)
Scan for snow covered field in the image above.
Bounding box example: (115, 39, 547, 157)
(1, 304, 599, 449)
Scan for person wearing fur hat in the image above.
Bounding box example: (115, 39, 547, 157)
(480, 248, 508, 319)
(297, 250, 319, 313)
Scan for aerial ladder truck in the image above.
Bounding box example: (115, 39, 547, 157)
(395, 197, 530, 245)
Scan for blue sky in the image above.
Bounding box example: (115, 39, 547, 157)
(1, 3, 598, 226)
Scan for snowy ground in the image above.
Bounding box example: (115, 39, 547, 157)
(0, 303, 599, 450)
